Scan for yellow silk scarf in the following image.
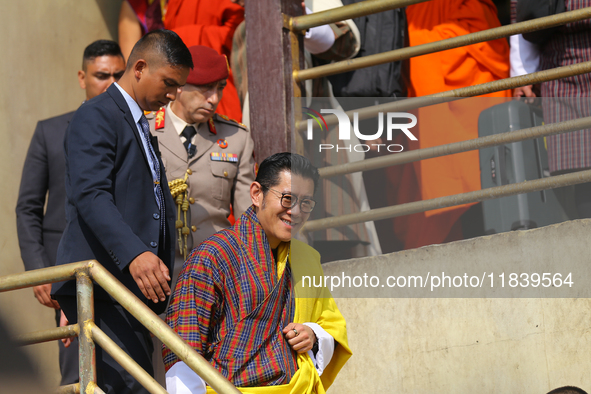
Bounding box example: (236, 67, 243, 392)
(206, 240, 351, 394)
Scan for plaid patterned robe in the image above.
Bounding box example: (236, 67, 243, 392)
(541, 0, 591, 173)
(513, 0, 591, 173)
(163, 206, 298, 387)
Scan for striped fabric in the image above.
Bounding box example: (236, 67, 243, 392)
(511, 0, 591, 173)
(163, 206, 298, 387)
(541, 0, 591, 173)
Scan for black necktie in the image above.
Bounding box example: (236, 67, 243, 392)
(139, 115, 166, 239)
(181, 125, 197, 158)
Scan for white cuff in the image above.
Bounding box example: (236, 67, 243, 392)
(166, 361, 207, 394)
(510, 34, 541, 77)
(303, 322, 335, 376)
(304, 7, 335, 55)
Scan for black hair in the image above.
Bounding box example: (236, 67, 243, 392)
(547, 387, 588, 394)
(127, 29, 193, 70)
(255, 152, 319, 194)
(82, 40, 124, 70)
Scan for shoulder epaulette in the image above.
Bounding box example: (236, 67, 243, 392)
(216, 113, 247, 130)
(208, 118, 217, 135)
(154, 107, 166, 130)
(144, 110, 155, 120)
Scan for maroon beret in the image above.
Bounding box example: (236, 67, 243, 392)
(185, 45, 229, 86)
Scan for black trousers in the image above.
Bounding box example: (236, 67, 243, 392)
(54, 309, 79, 385)
(57, 296, 154, 394)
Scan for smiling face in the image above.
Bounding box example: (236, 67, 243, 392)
(251, 170, 315, 249)
(171, 79, 226, 124)
(78, 55, 126, 101)
(133, 59, 190, 111)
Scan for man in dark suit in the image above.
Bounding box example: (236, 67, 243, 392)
(52, 29, 192, 394)
(15, 40, 125, 386)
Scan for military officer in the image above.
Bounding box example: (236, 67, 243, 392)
(148, 45, 255, 282)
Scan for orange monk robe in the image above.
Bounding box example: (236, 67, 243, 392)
(392, 0, 511, 249)
(164, 0, 244, 121)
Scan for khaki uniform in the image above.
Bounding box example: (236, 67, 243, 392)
(148, 105, 255, 269)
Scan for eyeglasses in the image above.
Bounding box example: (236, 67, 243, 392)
(267, 188, 316, 213)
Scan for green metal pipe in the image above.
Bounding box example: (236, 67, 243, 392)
(89, 322, 167, 394)
(297, 60, 591, 133)
(56, 383, 80, 394)
(295, 7, 591, 81)
(291, 0, 429, 31)
(303, 168, 591, 232)
(16, 324, 79, 346)
(76, 272, 96, 394)
(0, 261, 92, 292)
(89, 264, 240, 394)
(319, 116, 591, 178)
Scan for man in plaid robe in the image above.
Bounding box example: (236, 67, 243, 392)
(512, 0, 591, 218)
(163, 153, 351, 393)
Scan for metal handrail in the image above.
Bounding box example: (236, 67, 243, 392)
(88, 262, 240, 394)
(0, 261, 240, 394)
(295, 7, 591, 82)
(297, 60, 591, 134)
(89, 322, 167, 394)
(290, 0, 429, 31)
(0, 261, 90, 291)
(303, 168, 591, 232)
(318, 115, 591, 178)
(286, 1, 591, 234)
(16, 324, 79, 346)
(56, 384, 79, 394)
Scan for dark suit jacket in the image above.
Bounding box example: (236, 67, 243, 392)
(16, 112, 73, 271)
(53, 84, 176, 314)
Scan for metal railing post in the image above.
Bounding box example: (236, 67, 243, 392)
(0, 261, 240, 393)
(0, 260, 240, 392)
(76, 272, 96, 393)
(89, 264, 241, 394)
(56, 383, 80, 394)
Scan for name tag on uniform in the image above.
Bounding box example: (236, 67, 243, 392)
(211, 152, 238, 163)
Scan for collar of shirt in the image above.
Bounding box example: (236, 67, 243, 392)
(113, 82, 143, 125)
(112, 83, 161, 208)
(167, 103, 201, 140)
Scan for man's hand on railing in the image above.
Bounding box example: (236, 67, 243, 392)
(129, 251, 171, 303)
(60, 310, 73, 348)
(33, 283, 60, 309)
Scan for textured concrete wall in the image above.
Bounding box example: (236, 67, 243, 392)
(0, 0, 121, 387)
(325, 220, 591, 393)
